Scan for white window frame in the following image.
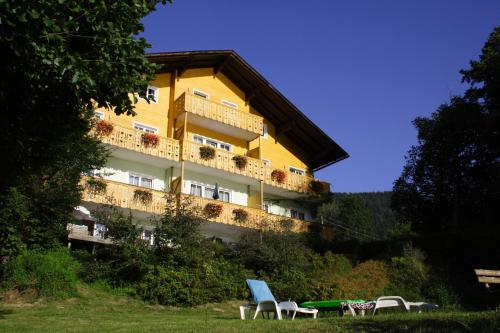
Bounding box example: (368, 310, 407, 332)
(146, 85, 159, 104)
(221, 99, 238, 109)
(290, 209, 305, 220)
(189, 181, 231, 203)
(193, 89, 209, 99)
(192, 134, 232, 152)
(261, 123, 268, 139)
(94, 111, 104, 120)
(133, 122, 158, 134)
(128, 172, 154, 189)
(262, 159, 271, 168)
(289, 166, 305, 176)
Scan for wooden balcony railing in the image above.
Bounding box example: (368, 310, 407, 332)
(81, 178, 166, 215)
(182, 140, 265, 180)
(94, 123, 180, 162)
(174, 92, 263, 136)
(185, 195, 310, 233)
(264, 168, 318, 193)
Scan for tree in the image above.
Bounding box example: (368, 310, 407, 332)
(318, 195, 375, 242)
(0, 0, 170, 264)
(392, 27, 500, 234)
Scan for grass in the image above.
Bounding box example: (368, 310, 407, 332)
(0, 286, 499, 333)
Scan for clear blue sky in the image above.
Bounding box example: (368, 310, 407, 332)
(140, 0, 500, 193)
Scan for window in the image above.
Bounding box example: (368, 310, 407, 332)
(221, 99, 238, 109)
(141, 229, 154, 245)
(262, 159, 271, 168)
(146, 86, 159, 103)
(190, 184, 202, 196)
(263, 202, 270, 213)
(133, 122, 158, 134)
(129, 173, 153, 189)
(190, 182, 231, 203)
(289, 167, 305, 176)
(261, 123, 268, 139)
(193, 89, 209, 99)
(290, 209, 305, 220)
(192, 134, 231, 151)
(94, 111, 104, 119)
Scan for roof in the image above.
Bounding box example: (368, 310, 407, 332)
(146, 50, 349, 171)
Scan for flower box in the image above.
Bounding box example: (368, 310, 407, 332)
(271, 169, 287, 184)
(232, 208, 248, 223)
(141, 132, 159, 148)
(232, 155, 248, 169)
(308, 180, 330, 195)
(85, 178, 107, 194)
(96, 120, 113, 136)
(199, 146, 216, 160)
(133, 189, 153, 205)
(203, 203, 223, 218)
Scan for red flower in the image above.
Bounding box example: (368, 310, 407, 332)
(141, 132, 159, 148)
(96, 120, 113, 136)
(271, 169, 287, 184)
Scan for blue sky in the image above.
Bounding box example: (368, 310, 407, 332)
(140, 0, 500, 193)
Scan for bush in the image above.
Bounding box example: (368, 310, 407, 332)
(137, 259, 252, 306)
(333, 260, 390, 300)
(3, 247, 80, 299)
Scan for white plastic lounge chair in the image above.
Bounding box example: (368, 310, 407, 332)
(372, 296, 438, 315)
(278, 301, 318, 319)
(240, 279, 282, 320)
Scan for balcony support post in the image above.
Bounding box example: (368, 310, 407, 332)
(259, 180, 264, 209)
(167, 69, 177, 138)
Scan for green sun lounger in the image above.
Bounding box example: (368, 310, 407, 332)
(299, 299, 365, 311)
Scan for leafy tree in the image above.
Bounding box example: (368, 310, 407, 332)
(392, 27, 500, 234)
(0, 0, 170, 264)
(318, 195, 375, 242)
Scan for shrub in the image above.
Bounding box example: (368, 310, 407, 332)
(96, 120, 113, 136)
(141, 132, 159, 148)
(271, 169, 287, 184)
(333, 260, 390, 300)
(137, 259, 252, 306)
(3, 247, 80, 299)
(85, 178, 107, 194)
(203, 203, 223, 218)
(133, 189, 152, 205)
(386, 256, 427, 301)
(232, 155, 247, 169)
(199, 146, 216, 160)
(308, 180, 330, 195)
(232, 208, 248, 223)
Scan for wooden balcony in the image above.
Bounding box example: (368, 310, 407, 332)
(182, 140, 265, 180)
(185, 195, 310, 233)
(67, 223, 112, 245)
(95, 123, 180, 162)
(174, 92, 264, 140)
(80, 178, 310, 233)
(264, 168, 322, 194)
(81, 178, 166, 215)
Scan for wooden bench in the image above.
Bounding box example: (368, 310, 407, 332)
(475, 269, 500, 291)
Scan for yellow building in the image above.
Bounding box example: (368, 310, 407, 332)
(70, 50, 348, 244)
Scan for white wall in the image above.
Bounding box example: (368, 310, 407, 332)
(264, 196, 313, 221)
(99, 157, 166, 191)
(182, 169, 248, 206)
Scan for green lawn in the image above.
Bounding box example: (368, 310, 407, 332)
(0, 287, 498, 333)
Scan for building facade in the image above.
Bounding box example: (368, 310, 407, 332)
(70, 50, 348, 245)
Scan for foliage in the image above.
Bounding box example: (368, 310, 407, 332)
(85, 178, 107, 195)
(203, 203, 223, 218)
(392, 27, 500, 235)
(318, 195, 375, 243)
(232, 208, 248, 223)
(308, 180, 330, 195)
(95, 120, 114, 136)
(0, 0, 170, 262)
(333, 260, 390, 300)
(2, 247, 80, 298)
(141, 132, 159, 148)
(232, 155, 248, 169)
(271, 169, 287, 184)
(137, 259, 252, 306)
(199, 146, 216, 160)
(133, 189, 153, 205)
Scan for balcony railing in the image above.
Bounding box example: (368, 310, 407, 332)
(174, 92, 263, 136)
(80, 178, 310, 233)
(264, 168, 318, 193)
(81, 178, 166, 215)
(94, 123, 180, 162)
(182, 140, 265, 180)
(183, 195, 310, 233)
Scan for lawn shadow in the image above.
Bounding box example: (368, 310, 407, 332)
(345, 317, 479, 333)
(0, 309, 14, 319)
